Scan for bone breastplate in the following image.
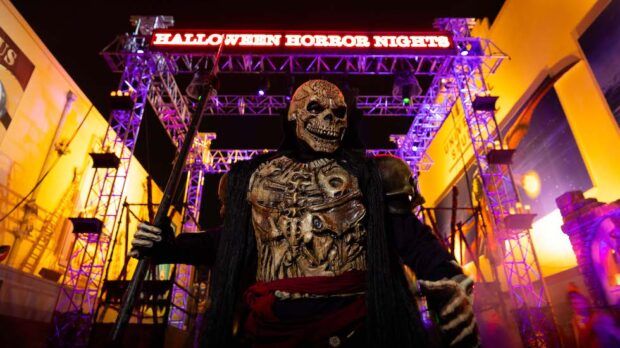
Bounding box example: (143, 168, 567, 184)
(247, 156, 367, 282)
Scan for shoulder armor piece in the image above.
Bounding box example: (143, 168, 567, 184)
(218, 172, 229, 202)
(217, 172, 229, 219)
(374, 155, 425, 214)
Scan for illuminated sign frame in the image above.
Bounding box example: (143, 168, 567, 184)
(150, 30, 455, 54)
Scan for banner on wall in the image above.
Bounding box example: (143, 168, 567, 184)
(0, 26, 35, 142)
(579, 1, 620, 126)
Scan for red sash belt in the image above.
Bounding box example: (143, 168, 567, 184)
(243, 271, 367, 347)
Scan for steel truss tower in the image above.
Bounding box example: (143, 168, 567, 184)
(51, 35, 154, 346)
(436, 18, 560, 347)
(51, 15, 210, 344)
(167, 134, 213, 329)
(146, 34, 214, 329)
(198, 95, 448, 117)
(52, 15, 559, 346)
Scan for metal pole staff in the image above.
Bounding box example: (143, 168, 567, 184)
(109, 41, 225, 344)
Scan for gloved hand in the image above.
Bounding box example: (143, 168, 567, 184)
(129, 220, 174, 259)
(419, 275, 479, 347)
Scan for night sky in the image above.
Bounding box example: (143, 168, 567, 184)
(12, 0, 504, 227)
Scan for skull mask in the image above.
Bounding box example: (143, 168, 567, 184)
(288, 80, 347, 153)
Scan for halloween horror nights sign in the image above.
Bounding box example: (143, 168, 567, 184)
(151, 30, 454, 54)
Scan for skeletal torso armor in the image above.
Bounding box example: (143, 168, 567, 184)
(247, 156, 367, 282)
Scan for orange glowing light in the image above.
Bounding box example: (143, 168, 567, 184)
(530, 209, 578, 276)
(522, 170, 541, 199)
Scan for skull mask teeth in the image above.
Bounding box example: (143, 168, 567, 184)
(288, 80, 347, 153)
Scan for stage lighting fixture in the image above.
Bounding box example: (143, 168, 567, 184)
(286, 77, 296, 101)
(393, 71, 421, 105)
(472, 95, 498, 112)
(69, 217, 104, 234)
(486, 149, 515, 165)
(108, 90, 133, 110)
(504, 213, 536, 230)
(186, 69, 210, 100)
(401, 84, 413, 105)
(89, 152, 121, 168)
(257, 76, 270, 97)
(521, 170, 542, 199)
(39, 268, 62, 282)
(238, 99, 246, 115)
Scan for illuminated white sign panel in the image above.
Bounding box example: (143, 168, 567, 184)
(151, 31, 453, 51)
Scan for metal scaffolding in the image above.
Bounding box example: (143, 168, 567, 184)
(104, 45, 464, 75)
(437, 17, 559, 347)
(51, 15, 559, 347)
(200, 149, 408, 174)
(51, 39, 154, 346)
(199, 95, 443, 117)
(167, 133, 214, 329)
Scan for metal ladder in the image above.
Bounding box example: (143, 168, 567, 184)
(20, 171, 81, 274)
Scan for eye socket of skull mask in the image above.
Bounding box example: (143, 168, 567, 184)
(288, 80, 348, 153)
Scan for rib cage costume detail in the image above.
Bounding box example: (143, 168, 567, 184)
(247, 156, 367, 282)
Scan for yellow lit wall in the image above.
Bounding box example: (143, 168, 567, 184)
(0, 0, 161, 276)
(419, 0, 620, 277)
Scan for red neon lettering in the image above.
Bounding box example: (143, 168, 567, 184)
(326, 35, 340, 47)
(373, 35, 399, 48)
(372, 35, 388, 48)
(436, 36, 450, 48)
(355, 35, 370, 47)
(387, 36, 398, 48)
(409, 36, 425, 47)
(207, 34, 223, 45)
(153, 33, 172, 44)
(300, 35, 314, 47)
(224, 34, 241, 46)
(253, 34, 267, 46)
(265, 34, 281, 46)
(425, 36, 438, 47)
(285, 35, 302, 46)
(396, 36, 409, 48)
(232, 34, 281, 46)
(314, 35, 329, 47)
(239, 35, 255, 45)
(284, 34, 370, 48)
(152, 31, 451, 50)
(341, 35, 354, 47)
(170, 34, 184, 45)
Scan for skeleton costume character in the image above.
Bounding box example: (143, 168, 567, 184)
(132, 80, 478, 347)
(248, 80, 363, 282)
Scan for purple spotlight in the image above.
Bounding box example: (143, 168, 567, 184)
(258, 89, 265, 96)
(285, 95, 291, 101)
